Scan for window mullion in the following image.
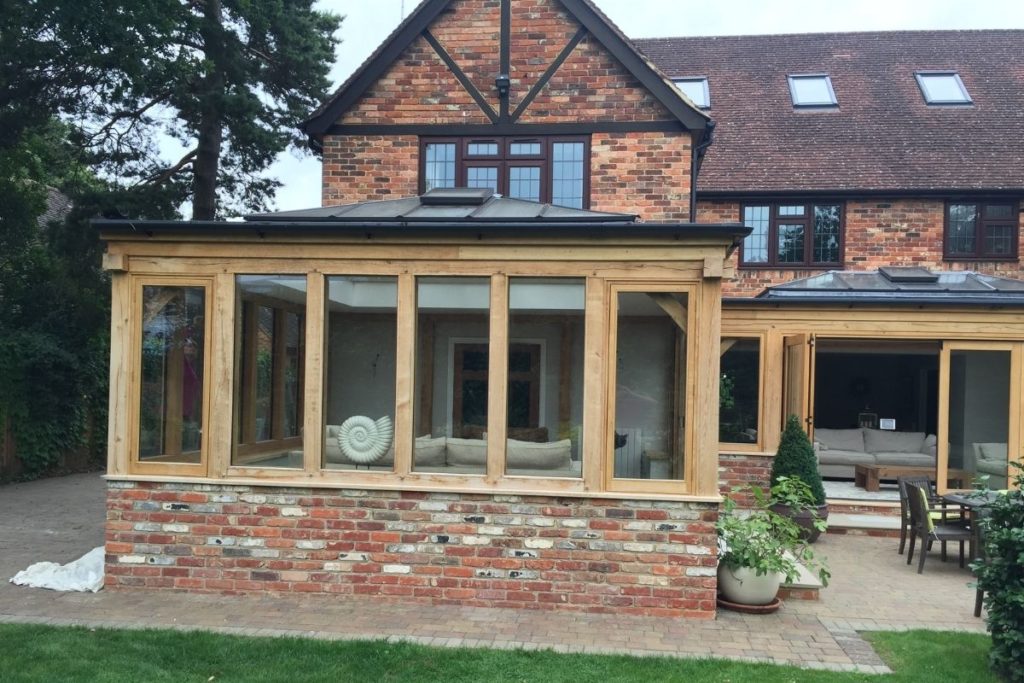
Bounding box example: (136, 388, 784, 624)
(302, 272, 325, 475)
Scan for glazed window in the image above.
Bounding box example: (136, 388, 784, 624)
(232, 275, 306, 469)
(608, 288, 693, 492)
(740, 202, 843, 267)
(415, 276, 491, 475)
(505, 278, 585, 479)
(419, 136, 589, 209)
(788, 74, 838, 107)
(915, 72, 971, 105)
(136, 282, 209, 469)
(945, 202, 1019, 260)
(673, 77, 710, 108)
(323, 276, 399, 472)
(719, 338, 762, 447)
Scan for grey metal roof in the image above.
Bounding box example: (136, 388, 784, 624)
(245, 189, 639, 223)
(750, 269, 1024, 306)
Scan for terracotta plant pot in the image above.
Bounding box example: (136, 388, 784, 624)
(717, 564, 784, 606)
(770, 502, 829, 543)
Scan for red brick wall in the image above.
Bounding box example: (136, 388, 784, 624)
(700, 198, 1024, 296)
(106, 482, 719, 618)
(591, 132, 691, 221)
(322, 136, 419, 206)
(718, 454, 773, 506)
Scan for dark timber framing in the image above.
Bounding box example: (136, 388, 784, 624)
(511, 27, 588, 122)
(499, 0, 511, 123)
(302, 0, 710, 137)
(423, 30, 499, 123)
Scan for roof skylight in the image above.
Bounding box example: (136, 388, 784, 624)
(915, 72, 972, 104)
(787, 74, 838, 107)
(673, 77, 710, 108)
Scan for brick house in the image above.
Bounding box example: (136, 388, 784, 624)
(96, 0, 1024, 616)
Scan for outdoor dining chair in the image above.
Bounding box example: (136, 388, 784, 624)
(905, 482, 972, 574)
(896, 475, 964, 555)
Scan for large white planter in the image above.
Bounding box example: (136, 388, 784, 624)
(717, 564, 784, 605)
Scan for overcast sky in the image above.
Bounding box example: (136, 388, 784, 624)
(265, 0, 1024, 211)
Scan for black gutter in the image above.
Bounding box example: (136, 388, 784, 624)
(699, 188, 1024, 200)
(95, 218, 751, 242)
(689, 120, 715, 220)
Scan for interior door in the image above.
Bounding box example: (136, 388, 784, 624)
(783, 333, 816, 441)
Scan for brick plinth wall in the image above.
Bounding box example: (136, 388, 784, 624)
(106, 482, 719, 618)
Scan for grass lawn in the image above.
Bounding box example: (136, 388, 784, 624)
(0, 624, 998, 682)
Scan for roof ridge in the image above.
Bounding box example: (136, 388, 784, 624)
(634, 28, 1024, 43)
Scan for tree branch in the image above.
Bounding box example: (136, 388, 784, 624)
(138, 148, 198, 187)
(86, 91, 172, 147)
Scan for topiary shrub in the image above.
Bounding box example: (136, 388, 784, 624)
(974, 463, 1024, 682)
(771, 415, 826, 507)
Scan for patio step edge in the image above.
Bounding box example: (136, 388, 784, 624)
(828, 512, 901, 531)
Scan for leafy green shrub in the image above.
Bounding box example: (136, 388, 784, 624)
(771, 415, 826, 506)
(718, 477, 830, 585)
(974, 463, 1024, 682)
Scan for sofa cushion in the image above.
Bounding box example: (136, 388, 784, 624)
(413, 436, 447, 467)
(815, 428, 865, 453)
(873, 451, 935, 467)
(444, 437, 487, 467)
(977, 443, 1008, 462)
(818, 449, 875, 466)
(507, 439, 572, 470)
(863, 429, 926, 454)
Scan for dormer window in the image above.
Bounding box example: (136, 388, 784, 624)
(915, 71, 972, 105)
(673, 77, 710, 108)
(787, 74, 838, 107)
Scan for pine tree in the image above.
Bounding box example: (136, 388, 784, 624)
(772, 415, 827, 506)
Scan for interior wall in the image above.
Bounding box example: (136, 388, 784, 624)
(814, 351, 938, 433)
(615, 318, 675, 453)
(949, 351, 1010, 470)
(326, 315, 397, 424)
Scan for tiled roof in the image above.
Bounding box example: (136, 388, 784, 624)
(635, 30, 1024, 194)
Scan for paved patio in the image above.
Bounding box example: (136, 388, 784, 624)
(0, 473, 986, 674)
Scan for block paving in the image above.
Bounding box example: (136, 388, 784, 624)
(0, 473, 986, 674)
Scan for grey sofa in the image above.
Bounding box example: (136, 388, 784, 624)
(814, 427, 937, 479)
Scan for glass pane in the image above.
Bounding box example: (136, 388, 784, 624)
(506, 278, 585, 478)
(984, 204, 1013, 219)
(790, 76, 835, 105)
(812, 204, 841, 263)
(466, 166, 499, 192)
(508, 166, 541, 202)
(551, 142, 585, 209)
(467, 141, 498, 156)
(985, 225, 1015, 257)
(949, 350, 1010, 488)
(742, 205, 769, 263)
(613, 291, 687, 481)
(777, 223, 805, 263)
(919, 74, 969, 103)
(719, 339, 760, 444)
(415, 277, 490, 474)
(138, 285, 205, 463)
(673, 79, 708, 107)
(778, 205, 805, 217)
(233, 276, 306, 468)
(424, 142, 456, 191)
(947, 204, 977, 255)
(324, 276, 398, 472)
(509, 141, 541, 155)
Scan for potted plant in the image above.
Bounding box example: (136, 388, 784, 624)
(717, 477, 830, 607)
(770, 415, 829, 542)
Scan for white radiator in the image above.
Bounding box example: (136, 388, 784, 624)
(613, 428, 644, 479)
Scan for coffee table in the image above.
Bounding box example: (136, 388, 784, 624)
(854, 464, 970, 492)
